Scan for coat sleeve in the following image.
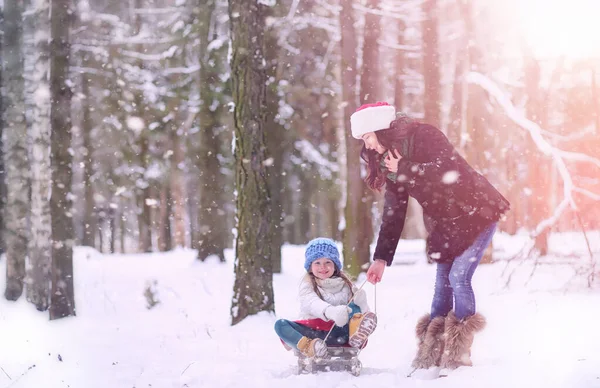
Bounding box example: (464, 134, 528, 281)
(373, 179, 409, 266)
(298, 279, 331, 320)
(396, 124, 460, 183)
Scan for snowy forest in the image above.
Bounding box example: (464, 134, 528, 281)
(1, 0, 600, 385)
(2, 0, 600, 318)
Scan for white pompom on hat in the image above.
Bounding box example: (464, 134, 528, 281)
(350, 102, 396, 139)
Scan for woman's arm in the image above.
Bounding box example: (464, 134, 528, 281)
(372, 179, 409, 266)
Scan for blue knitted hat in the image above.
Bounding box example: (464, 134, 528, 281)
(304, 238, 342, 272)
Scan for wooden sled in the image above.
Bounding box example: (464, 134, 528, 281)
(295, 346, 362, 376)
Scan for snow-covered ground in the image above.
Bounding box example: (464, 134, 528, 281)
(1, 231, 599, 388)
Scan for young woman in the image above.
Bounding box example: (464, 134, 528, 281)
(351, 102, 509, 372)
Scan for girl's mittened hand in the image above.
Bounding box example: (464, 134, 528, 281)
(353, 289, 368, 310)
(325, 305, 352, 327)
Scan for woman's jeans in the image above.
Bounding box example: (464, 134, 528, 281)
(274, 303, 361, 349)
(430, 222, 497, 320)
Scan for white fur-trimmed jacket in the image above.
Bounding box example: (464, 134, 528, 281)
(298, 275, 370, 320)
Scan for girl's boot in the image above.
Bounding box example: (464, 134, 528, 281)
(297, 336, 328, 358)
(411, 314, 446, 369)
(348, 312, 378, 348)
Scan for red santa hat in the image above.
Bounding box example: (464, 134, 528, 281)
(350, 102, 396, 139)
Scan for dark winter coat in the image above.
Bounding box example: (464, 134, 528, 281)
(373, 124, 510, 264)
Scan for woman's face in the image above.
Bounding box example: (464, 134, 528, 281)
(361, 132, 386, 154)
(310, 258, 336, 280)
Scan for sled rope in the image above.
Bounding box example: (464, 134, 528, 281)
(322, 279, 373, 344)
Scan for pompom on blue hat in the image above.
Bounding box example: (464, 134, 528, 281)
(304, 238, 342, 272)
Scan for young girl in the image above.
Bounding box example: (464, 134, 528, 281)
(274, 238, 378, 358)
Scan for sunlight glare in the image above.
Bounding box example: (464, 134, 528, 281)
(517, 0, 600, 59)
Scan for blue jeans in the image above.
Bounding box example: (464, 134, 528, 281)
(430, 222, 497, 320)
(274, 303, 361, 349)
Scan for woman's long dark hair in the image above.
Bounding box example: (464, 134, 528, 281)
(360, 115, 417, 191)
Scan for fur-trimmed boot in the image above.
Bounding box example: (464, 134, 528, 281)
(297, 336, 328, 358)
(348, 312, 378, 348)
(411, 314, 446, 369)
(440, 311, 486, 370)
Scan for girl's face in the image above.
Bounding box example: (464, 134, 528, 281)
(311, 258, 336, 280)
(361, 132, 386, 154)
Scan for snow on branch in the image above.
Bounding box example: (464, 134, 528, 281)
(539, 124, 595, 142)
(70, 66, 113, 78)
(118, 46, 179, 61)
(380, 0, 424, 14)
(467, 71, 600, 235)
(162, 65, 201, 76)
(573, 187, 600, 201)
(557, 149, 600, 169)
(353, 2, 412, 21)
(378, 40, 421, 52)
(293, 140, 339, 180)
(132, 7, 182, 15)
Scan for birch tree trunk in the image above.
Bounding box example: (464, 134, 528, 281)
(49, 0, 75, 320)
(2, 0, 29, 301)
(229, 0, 274, 325)
(25, 0, 51, 311)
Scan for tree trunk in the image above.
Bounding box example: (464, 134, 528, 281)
(0, 0, 5, 259)
(195, 0, 228, 262)
(136, 133, 152, 253)
(448, 54, 466, 148)
(81, 53, 96, 248)
(2, 0, 29, 301)
(593, 68, 600, 133)
(228, 0, 274, 325)
(109, 207, 116, 254)
(169, 123, 187, 248)
(158, 184, 172, 252)
(264, 11, 285, 273)
(341, 0, 370, 278)
(356, 0, 380, 271)
(460, 0, 494, 263)
(49, 0, 75, 320)
(359, 0, 380, 105)
(26, 0, 51, 311)
(133, 0, 151, 253)
(524, 55, 550, 255)
(422, 0, 441, 128)
(394, 17, 405, 112)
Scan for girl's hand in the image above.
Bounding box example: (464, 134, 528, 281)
(384, 150, 401, 173)
(325, 305, 351, 327)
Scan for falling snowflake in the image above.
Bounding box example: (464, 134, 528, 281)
(442, 170, 460, 184)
